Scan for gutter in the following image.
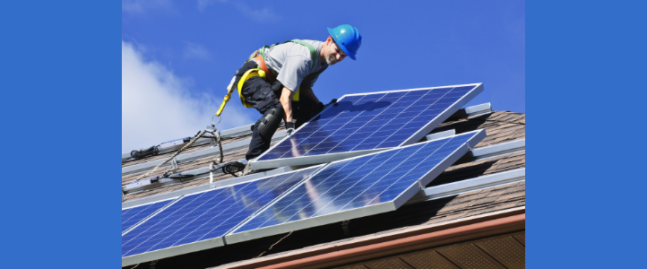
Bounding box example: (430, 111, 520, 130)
(219, 208, 525, 269)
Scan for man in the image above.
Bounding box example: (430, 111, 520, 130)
(228, 24, 362, 161)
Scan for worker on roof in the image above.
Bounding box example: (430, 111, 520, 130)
(218, 24, 362, 161)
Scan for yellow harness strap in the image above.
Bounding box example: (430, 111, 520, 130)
(216, 68, 267, 116)
(292, 88, 300, 102)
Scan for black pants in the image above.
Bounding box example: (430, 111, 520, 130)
(234, 61, 322, 160)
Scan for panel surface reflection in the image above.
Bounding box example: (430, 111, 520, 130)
(121, 166, 319, 257)
(234, 132, 477, 234)
(257, 85, 478, 161)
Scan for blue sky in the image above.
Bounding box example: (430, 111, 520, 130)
(122, 0, 524, 151)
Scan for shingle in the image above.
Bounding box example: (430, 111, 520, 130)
(363, 258, 413, 269)
(435, 243, 506, 269)
(400, 250, 460, 269)
(517, 117, 525, 124)
(485, 111, 510, 121)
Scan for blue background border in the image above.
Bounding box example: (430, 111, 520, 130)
(1, 1, 121, 267)
(528, 0, 646, 268)
(2, 1, 645, 268)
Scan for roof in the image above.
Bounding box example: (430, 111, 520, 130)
(121, 109, 526, 269)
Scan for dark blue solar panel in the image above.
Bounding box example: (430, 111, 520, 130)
(257, 85, 478, 161)
(233, 131, 479, 234)
(121, 166, 319, 257)
(122, 200, 172, 233)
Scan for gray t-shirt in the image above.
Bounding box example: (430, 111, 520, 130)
(262, 39, 328, 92)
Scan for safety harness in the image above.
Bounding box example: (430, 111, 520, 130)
(216, 40, 319, 116)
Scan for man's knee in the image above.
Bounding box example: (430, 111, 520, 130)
(256, 104, 284, 140)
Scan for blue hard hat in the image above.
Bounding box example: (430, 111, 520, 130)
(327, 24, 362, 60)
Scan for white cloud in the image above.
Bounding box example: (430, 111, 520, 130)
(123, 0, 174, 14)
(233, 2, 280, 22)
(182, 42, 212, 61)
(195, 1, 279, 22)
(122, 41, 255, 153)
(197, 0, 227, 12)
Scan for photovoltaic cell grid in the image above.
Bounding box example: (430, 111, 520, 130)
(121, 166, 319, 257)
(232, 131, 480, 235)
(122, 200, 172, 233)
(258, 85, 478, 161)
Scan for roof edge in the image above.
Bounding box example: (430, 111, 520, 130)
(218, 207, 525, 269)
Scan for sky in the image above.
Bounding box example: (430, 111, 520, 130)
(122, 0, 525, 152)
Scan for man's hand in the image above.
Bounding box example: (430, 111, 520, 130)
(325, 98, 337, 108)
(285, 122, 295, 136)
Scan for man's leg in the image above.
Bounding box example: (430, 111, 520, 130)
(241, 77, 283, 160)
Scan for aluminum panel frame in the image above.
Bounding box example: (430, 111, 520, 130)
(425, 129, 456, 141)
(399, 83, 483, 146)
(122, 237, 224, 267)
(416, 167, 525, 202)
(418, 129, 486, 188)
(250, 148, 387, 171)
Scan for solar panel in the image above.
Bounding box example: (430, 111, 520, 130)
(122, 199, 174, 233)
(121, 165, 322, 266)
(226, 129, 486, 244)
(251, 83, 483, 170)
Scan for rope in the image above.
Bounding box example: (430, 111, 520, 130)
(209, 130, 223, 183)
(129, 130, 208, 183)
(256, 231, 293, 258)
(214, 130, 224, 164)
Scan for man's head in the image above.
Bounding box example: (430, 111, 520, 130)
(321, 24, 362, 65)
(322, 36, 347, 65)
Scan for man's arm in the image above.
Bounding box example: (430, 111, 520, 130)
(280, 87, 294, 123)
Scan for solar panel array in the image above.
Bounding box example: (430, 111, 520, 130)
(123, 84, 487, 266)
(229, 130, 483, 241)
(256, 84, 480, 163)
(122, 199, 173, 233)
(122, 166, 320, 258)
